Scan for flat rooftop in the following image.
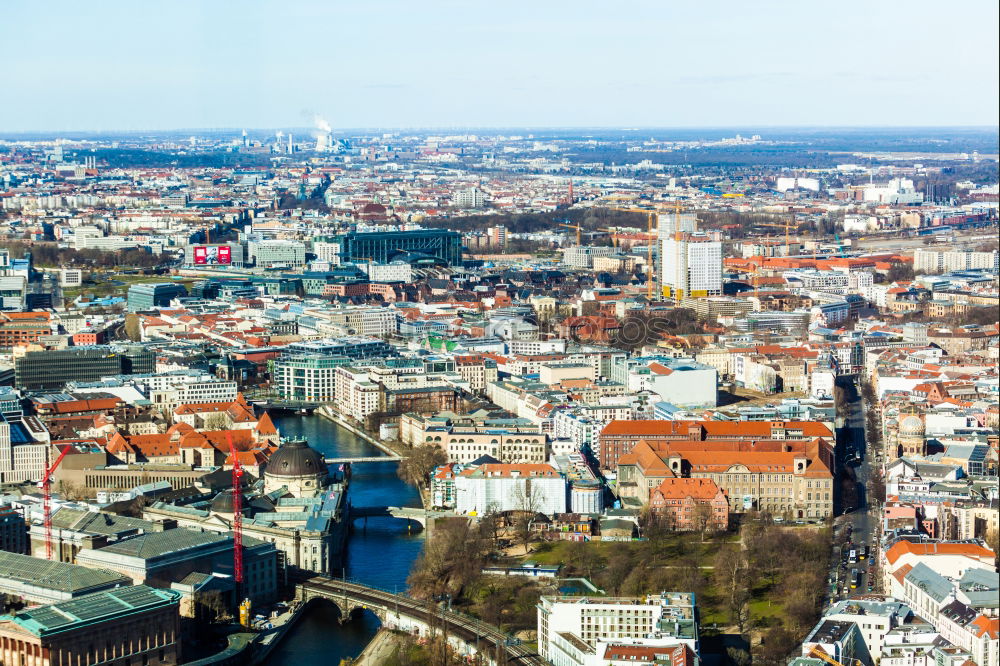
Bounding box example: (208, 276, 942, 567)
(0, 551, 130, 594)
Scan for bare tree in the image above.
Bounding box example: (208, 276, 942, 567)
(397, 445, 447, 489)
(510, 480, 543, 555)
(200, 412, 229, 431)
(692, 502, 715, 539)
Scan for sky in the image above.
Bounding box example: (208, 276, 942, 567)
(2, 0, 998, 132)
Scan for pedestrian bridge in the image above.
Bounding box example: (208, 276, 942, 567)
(349, 504, 460, 529)
(293, 574, 543, 665)
(324, 456, 403, 464)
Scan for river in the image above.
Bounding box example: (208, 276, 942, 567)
(265, 414, 426, 665)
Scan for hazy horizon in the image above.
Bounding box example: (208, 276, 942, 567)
(3, 0, 998, 132)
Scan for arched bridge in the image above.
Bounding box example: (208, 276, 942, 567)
(349, 504, 461, 529)
(294, 575, 544, 665)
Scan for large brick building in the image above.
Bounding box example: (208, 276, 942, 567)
(598, 419, 834, 470)
(618, 438, 835, 520)
(0, 311, 51, 348)
(649, 477, 729, 531)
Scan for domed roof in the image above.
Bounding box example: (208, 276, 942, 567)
(899, 414, 925, 436)
(210, 488, 243, 515)
(265, 438, 328, 478)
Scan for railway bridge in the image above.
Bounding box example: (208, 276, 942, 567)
(293, 575, 544, 665)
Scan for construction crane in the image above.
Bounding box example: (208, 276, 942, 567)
(226, 432, 244, 595)
(558, 220, 582, 246)
(756, 217, 793, 256)
(608, 205, 664, 300)
(807, 645, 863, 666)
(40, 445, 71, 561)
(598, 228, 621, 248)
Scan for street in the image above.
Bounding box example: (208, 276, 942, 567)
(829, 378, 880, 601)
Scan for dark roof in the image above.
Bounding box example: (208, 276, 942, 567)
(264, 438, 328, 478)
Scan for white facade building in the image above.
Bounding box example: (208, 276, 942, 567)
(538, 593, 699, 665)
(362, 261, 412, 283)
(454, 464, 567, 516)
(661, 232, 722, 300)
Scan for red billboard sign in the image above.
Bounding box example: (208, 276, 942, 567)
(192, 245, 232, 265)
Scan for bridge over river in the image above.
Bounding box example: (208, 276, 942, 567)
(324, 455, 403, 464)
(294, 574, 544, 665)
(349, 504, 460, 529)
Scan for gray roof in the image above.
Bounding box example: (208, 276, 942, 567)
(959, 567, 1000, 609)
(906, 562, 954, 603)
(0, 551, 130, 594)
(96, 528, 265, 560)
(51, 507, 156, 536)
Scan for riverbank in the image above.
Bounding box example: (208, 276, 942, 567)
(317, 406, 409, 458)
(249, 603, 307, 665)
(350, 628, 404, 666)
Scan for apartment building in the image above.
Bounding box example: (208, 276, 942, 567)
(334, 366, 382, 420)
(538, 592, 699, 665)
(453, 354, 498, 394)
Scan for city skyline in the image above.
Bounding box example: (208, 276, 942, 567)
(2, 0, 998, 132)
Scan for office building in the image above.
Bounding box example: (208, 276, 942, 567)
(59, 268, 83, 287)
(127, 283, 189, 312)
(14, 345, 155, 390)
(0, 312, 52, 348)
(249, 239, 307, 268)
(0, 414, 49, 484)
(0, 505, 27, 554)
(362, 260, 413, 283)
(0, 585, 182, 666)
(272, 355, 351, 402)
(338, 229, 463, 267)
(0, 276, 27, 309)
(285, 337, 398, 360)
(182, 243, 246, 268)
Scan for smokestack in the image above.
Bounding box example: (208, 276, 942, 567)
(313, 115, 333, 152)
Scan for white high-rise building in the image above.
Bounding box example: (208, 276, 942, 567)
(660, 228, 722, 300)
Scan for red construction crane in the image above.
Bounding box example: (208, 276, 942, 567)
(40, 445, 71, 561)
(226, 433, 244, 591)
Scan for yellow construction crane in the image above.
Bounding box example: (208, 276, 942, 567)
(609, 204, 681, 300)
(558, 221, 582, 246)
(598, 228, 622, 248)
(756, 215, 794, 256)
(807, 645, 863, 666)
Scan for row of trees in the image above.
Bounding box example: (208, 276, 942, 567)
(1, 241, 165, 269)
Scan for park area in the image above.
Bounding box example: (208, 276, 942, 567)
(405, 516, 833, 666)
